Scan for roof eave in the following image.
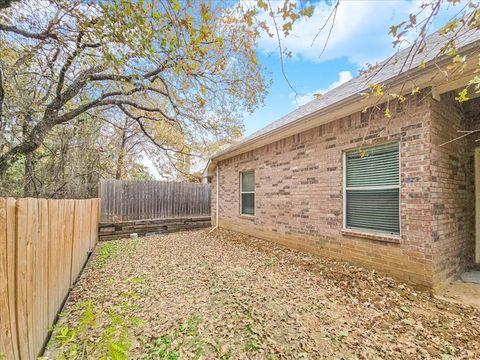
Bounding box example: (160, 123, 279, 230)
(207, 41, 479, 175)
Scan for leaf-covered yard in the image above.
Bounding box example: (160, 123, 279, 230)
(46, 229, 480, 359)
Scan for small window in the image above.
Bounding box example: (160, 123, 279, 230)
(344, 143, 400, 235)
(240, 171, 255, 216)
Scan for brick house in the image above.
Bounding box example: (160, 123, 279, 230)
(206, 29, 480, 288)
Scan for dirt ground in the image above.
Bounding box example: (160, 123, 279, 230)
(46, 229, 480, 359)
(435, 281, 480, 310)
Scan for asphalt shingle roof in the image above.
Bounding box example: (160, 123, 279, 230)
(213, 27, 480, 159)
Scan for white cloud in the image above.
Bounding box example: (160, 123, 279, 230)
(291, 70, 353, 106)
(257, 0, 465, 67)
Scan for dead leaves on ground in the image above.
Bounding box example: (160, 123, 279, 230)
(46, 229, 480, 359)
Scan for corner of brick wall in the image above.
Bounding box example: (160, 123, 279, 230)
(429, 93, 479, 284)
(210, 90, 480, 287)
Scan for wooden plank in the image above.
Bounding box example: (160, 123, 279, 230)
(30, 198, 46, 357)
(6, 198, 19, 360)
(0, 197, 100, 360)
(57, 200, 66, 308)
(124, 183, 129, 221)
(56, 199, 64, 309)
(81, 200, 91, 259)
(15, 198, 30, 359)
(63, 200, 75, 288)
(152, 182, 157, 219)
(92, 199, 99, 248)
(26, 198, 37, 358)
(98, 180, 212, 223)
(161, 182, 166, 218)
(96, 199, 101, 244)
(36, 199, 49, 357)
(100, 180, 105, 222)
(72, 200, 89, 283)
(98, 216, 211, 241)
(0, 198, 15, 359)
(47, 200, 59, 326)
(89, 200, 95, 251)
(104, 180, 110, 222)
(71, 200, 81, 284)
(105, 180, 111, 223)
(58, 200, 68, 305)
(476, 148, 480, 264)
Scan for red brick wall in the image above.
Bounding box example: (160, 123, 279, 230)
(211, 91, 477, 287)
(430, 93, 480, 283)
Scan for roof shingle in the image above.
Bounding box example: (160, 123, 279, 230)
(213, 28, 480, 159)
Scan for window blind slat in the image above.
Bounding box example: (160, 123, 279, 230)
(241, 171, 255, 215)
(241, 171, 255, 192)
(346, 143, 399, 187)
(346, 188, 399, 234)
(345, 143, 400, 235)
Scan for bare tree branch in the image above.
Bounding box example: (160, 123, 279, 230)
(0, 67, 4, 127)
(0, 0, 19, 10)
(267, 0, 297, 95)
(311, 0, 339, 56)
(56, 31, 86, 98)
(0, 22, 59, 40)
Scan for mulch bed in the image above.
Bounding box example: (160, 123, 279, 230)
(45, 228, 480, 359)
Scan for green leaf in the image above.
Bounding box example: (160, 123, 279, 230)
(441, 354, 455, 360)
(455, 88, 469, 102)
(439, 20, 458, 35)
(384, 107, 391, 118)
(257, 0, 268, 11)
(300, 5, 314, 17)
(369, 83, 384, 96)
(172, 0, 180, 12)
(108, 341, 129, 360)
(389, 21, 405, 37)
(468, 75, 480, 92)
(282, 22, 292, 35)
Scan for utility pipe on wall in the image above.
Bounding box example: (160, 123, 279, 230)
(209, 162, 220, 233)
(216, 162, 219, 226)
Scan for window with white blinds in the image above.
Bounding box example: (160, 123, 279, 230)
(240, 171, 255, 216)
(344, 143, 400, 235)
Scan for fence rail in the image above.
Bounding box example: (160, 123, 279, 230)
(0, 197, 100, 360)
(99, 180, 211, 223)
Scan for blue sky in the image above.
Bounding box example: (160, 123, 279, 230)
(243, 0, 468, 136)
(147, 0, 468, 177)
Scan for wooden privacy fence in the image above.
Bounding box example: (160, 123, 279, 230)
(100, 180, 211, 222)
(0, 198, 100, 360)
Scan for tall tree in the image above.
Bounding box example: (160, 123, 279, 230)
(0, 0, 314, 181)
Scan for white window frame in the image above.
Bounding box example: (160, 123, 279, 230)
(240, 170, 255, 216)
(342, 143, 401, 235)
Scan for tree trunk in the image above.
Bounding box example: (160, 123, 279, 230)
(0, 0, 20, 10)
(23, 152, 35, 197)
(21, 116, 36, 197)
(0, 113, 57, 177)
(115, 120, 128, 180)
(0, 68, 4, 127)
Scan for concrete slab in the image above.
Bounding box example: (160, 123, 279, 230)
(460, 270, 480, 284)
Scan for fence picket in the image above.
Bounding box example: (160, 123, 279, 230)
(0, 198, 100, 359)
(0, 198, 15, 358)
(99, 180, 211, 222)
